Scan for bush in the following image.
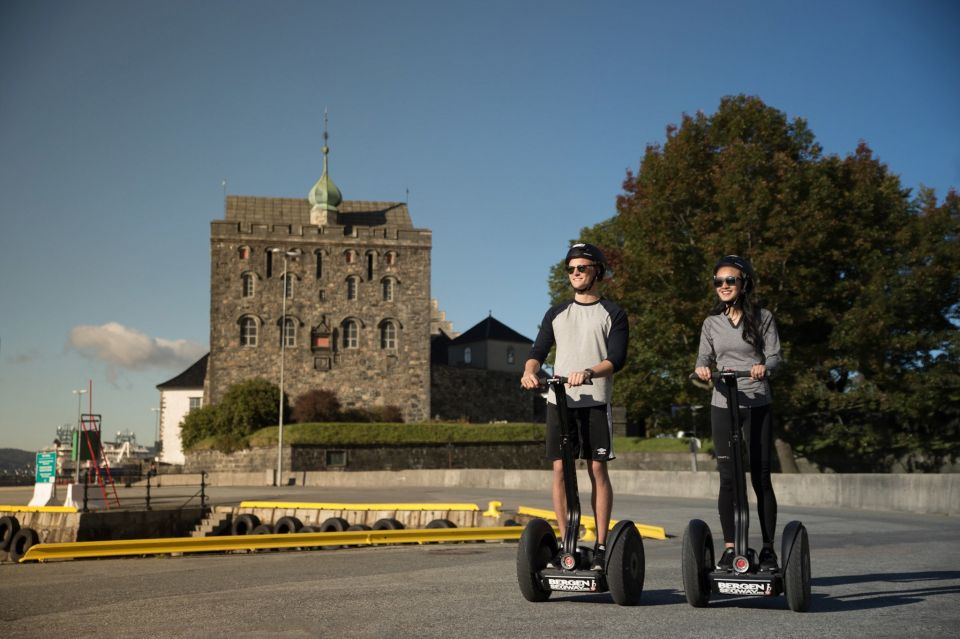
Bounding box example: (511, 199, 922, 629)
(180, 405, 218, 449)
(291, 389, 341, 423)
(215, 378, 285, 439)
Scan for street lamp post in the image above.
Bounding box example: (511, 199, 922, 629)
(151, 406, 161, 458)
(270, 247, 301, 486)
(71, 388, 87, 482)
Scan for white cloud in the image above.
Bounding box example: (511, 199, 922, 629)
(67, 322, 207, 373)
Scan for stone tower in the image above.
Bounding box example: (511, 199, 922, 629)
(206, 128, 432, 421)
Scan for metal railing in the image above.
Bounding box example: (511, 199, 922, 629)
(78, 470, 208, 512)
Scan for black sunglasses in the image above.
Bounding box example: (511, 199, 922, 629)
(713, 275, 742, 288)
(566, 264, 595, 274)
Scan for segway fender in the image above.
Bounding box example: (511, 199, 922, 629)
(606, 519, 635, 551)
(781, 520, 804, 569)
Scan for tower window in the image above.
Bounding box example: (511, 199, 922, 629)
(345, 250, 357, 264)
(382, 277, 395, 302)
(385, 251, 397, 266)
(239, 246, 251, 260)
(282, 317, 296, 348)
(282, 273, 294, 298)
(315, 251, 323, 279)
(242, 273, 256, 298)
(342, 320, 358, 349)
(380, 321, 397, 350)
(347, 276, 359, 301)
(240, 317, 258, 347)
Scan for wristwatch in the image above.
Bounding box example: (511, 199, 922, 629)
(584, 368, 595, 380)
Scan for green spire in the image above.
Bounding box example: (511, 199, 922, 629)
(308, 111, 342, 212)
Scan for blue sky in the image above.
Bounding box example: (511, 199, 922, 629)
(1, 0, 957, 452)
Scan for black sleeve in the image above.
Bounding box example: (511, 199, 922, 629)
(605, 303, 629, 372)
(527, 307, 557, 364)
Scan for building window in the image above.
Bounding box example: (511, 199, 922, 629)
(282, 317, 296, 348)
(507, 347, 515, 365)
(345, 249, 357, 264)
(347, 276, 359, 301)
(342, 320, 358, 349)
(240, 317, 258, 347)
(315, 251, 323, 279)
(282, 273, 294, 298)
(385, 251, 397, 266)
(380, 321, 397, 349)
(188, 397, 202, 412)
(381, 277, 395, 302)
(464, 347, 472, 364)
(367, 252, 375, 280)
(242, 272, 255, 298)
(239, 246, 251, 260)
(266, 249, 274, 278)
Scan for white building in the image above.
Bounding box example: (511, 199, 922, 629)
(156, 354, 207, 465)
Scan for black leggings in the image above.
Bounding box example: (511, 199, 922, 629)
(711, 404, 777, 545)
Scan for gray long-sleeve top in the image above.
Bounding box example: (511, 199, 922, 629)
(695, 307, 782, 408)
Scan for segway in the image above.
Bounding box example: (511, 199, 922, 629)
(681, 370, 811, 612)
(517, 376, 645, 605)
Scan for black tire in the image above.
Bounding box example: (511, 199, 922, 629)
(274, 516, 303, 534)
(231, 514, 260, 536)
(516, 518, 556, 602)
(318, 516, 350, 550)
(425, 518, 456, 529)
(681, 519, 714, 608)
(0, 515, 20, 552)
(606, 521, 645, 606)
(9, 527, 39, 563)
(251, 524, 273, 535)
(299, 525, 316, 533)
(784, 523, 812, 612)
(372, 518, 404, 530)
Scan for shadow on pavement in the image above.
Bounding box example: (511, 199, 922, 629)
(806, 570, 960, 613)
(545, 588, 687, 606)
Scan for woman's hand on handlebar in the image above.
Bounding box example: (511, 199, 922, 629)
(750, 363, 766, 380)
(694, 366, 712, 382)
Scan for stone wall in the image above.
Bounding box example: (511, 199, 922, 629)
(207, 200, 432, 423)
(430, 365, 544, 422)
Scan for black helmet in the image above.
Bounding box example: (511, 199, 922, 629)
(565, 242, 606, 280)
(714, 255, 754, 292)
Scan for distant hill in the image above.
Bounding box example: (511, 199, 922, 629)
(0, 448, 35, 473)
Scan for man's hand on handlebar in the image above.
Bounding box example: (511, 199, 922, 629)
(520, 370, 543, 390)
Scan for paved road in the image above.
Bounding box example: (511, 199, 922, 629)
(2, 485, 959, 638)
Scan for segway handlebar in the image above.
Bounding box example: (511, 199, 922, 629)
(543, 375, 593, 386)
(689, 370, 754, 383)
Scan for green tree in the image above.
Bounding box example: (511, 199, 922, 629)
(179, 404, 218, 449)
(558, 95, 959, 468)
(214, 378, 285, 440)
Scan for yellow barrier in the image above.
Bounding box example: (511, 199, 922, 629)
(516, 506, 667, 540)
(238, 501, 481, 511)
(0, 505, 78, 513)
(20, 526, 536, 563)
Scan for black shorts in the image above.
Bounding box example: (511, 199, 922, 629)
(545, 403, 614, 461)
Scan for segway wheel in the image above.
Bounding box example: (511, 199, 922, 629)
(516, 518, 557, 602)
(783, 521, 811, 612)
(681, 519, 715, 607)
(606, 521, 645, 606)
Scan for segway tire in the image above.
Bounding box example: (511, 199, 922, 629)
(681, 518, 715, 607)
(274, 516, 303, 534)
(0, 516, 20, 552)
(607, 521, 645, 606)
(783, 521, 812, 612)
(9, 527, 39, 563)
(516, 518, 557, 602)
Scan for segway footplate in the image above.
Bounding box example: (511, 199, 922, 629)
(709, 570, 783, 597)
(540, 568, 606, 593)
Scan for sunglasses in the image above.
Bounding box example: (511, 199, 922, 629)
(566, 264, 595, 274)
(713, 275, 742, 288)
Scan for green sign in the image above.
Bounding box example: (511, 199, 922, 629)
(35, 451, 57, 484)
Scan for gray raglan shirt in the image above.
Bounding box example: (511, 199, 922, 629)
(695, 307, 782, 408)
(528, 298, 628, 407)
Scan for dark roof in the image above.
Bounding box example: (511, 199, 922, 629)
(157, 354, 209, 390)
(224, 196, 414, 228)
(449, 316, 532, 346)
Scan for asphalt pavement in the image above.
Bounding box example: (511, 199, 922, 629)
(2, 484, 959, 638)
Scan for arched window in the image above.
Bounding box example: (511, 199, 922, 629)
(506, 346, 515, 365)
(282, 317, 296, 348)
(241, 272, 256, 298)
(347, 276, 359, 301)
(380, 321, 397, 350)
(381, 277, 395, 302)
(240, 317, 258, 347)
(464, 347, 472, 364)
(342, 319, 359, 349)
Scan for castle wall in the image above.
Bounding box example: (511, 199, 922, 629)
(207, 202, 432, 422)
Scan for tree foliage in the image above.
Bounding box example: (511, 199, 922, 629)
(554, 95, 959, 469)
(180, 378, 286, 452)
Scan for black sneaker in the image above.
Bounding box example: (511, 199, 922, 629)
(545, 553, 560, 569)
(590, 545, 606, 571)
(759, 547, 779, 571)
(716, 547, 735, 570)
